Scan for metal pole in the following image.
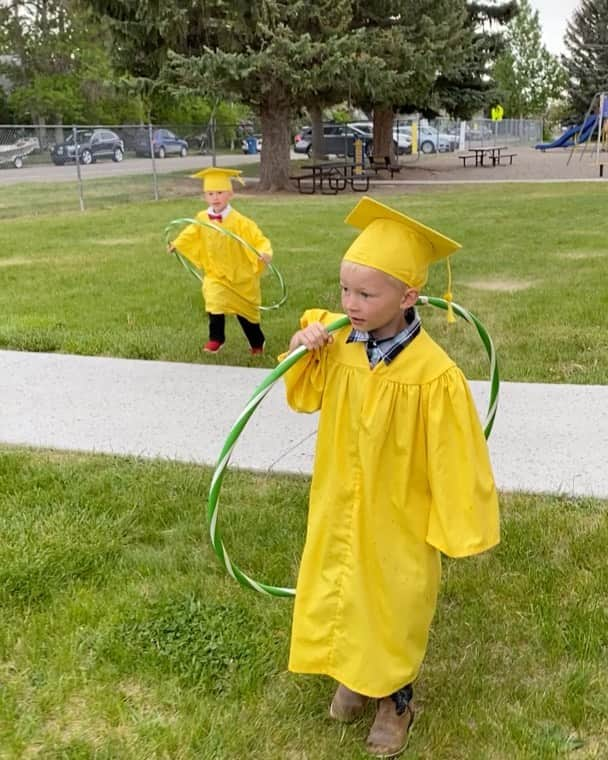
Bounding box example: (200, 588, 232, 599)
(148, 123, 159, 201)
(211, 117, 216, 167)
(597, 93, 605, 165)
(73, 125, 85, 212)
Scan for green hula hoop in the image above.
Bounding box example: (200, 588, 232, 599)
(164, 217, 288, 311)
(208, 299, 499, 597)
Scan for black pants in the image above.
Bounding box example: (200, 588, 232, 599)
(208, 313, 265, 349)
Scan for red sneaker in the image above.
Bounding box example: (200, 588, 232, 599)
(203, 340, 224, 353)
(249, 345, 264, 356)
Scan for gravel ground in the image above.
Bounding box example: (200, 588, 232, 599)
(390, 144, 607, 183)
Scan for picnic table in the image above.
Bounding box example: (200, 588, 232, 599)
(458, 145, 517, 168)
(290, 160, 370, 194)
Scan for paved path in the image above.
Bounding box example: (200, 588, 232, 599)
(1, 350, 607, 499)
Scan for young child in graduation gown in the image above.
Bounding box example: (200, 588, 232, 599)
(281, 196, 500, 758)
(169, 167, 272, 355)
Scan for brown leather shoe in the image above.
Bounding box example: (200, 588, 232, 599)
(365, 696, 415, 757)
(329, 683, 370, 722)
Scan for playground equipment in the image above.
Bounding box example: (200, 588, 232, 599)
(535, 114, 597, 150)
(536, 92, 608, 174)
(566, 93, 608, 168)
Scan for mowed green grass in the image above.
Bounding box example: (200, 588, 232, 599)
(1, 447, 607, 759)
(1, 181, 607, 382)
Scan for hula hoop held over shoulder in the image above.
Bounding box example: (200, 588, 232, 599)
(164, 217, 288, 311)
(208, 299, 500, 597)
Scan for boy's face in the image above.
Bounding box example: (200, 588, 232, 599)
(340, 261, 418, 339)
(204, 189, 233, 213)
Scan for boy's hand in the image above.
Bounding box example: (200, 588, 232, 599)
(289, 322, 333, 352)
(167, 243, 176, 254)
(259, 253, 272, 266)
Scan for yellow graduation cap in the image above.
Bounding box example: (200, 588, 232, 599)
(190, 167, 245, 191)
(343, 197, 461, 321)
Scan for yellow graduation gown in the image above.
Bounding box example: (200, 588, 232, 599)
(172, 208, 272, 323)
(282, 309, 500, 697)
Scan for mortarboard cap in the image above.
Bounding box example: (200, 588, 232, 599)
(342, 196, 461, 290)
(190, 167, 245, 192)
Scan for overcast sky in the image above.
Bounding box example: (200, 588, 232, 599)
(528, 0, 580, 56)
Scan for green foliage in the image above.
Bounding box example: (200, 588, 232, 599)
(435, 0, 518, 119)
(493, 0, 566, 118)
(0, 0, 140, 123)
(564, 0, 608, 117)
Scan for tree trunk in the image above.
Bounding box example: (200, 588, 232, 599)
(310, 103, 324, 160)
(54, 115, 64, 145)
(259, 102, 292, 192)
(372, 107, 396, 160)
(34, 115, 48, 151)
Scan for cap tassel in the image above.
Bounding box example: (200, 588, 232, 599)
(443, 259, 456, 324)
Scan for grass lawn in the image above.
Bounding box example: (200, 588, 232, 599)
(1, 179, 608, 757)
(1, 447, 607, 759)
(1, 181, 607, 382)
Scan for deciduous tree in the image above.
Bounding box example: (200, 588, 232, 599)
(493, 0, 565, 117)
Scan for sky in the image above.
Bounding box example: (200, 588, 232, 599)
(528, 0, 580, 56)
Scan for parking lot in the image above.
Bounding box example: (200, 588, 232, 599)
(0, 152, 262, 186)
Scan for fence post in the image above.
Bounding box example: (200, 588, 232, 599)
(210, 116, 217, 167)
(148, 123, 159, 201)
(73, 125, 85, 212)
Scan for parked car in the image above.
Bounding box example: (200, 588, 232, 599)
(134, 128, 188, 158)
(241, 135, 262, 154)
(50, 129, 124, 165)
(294, 123, 380, 158)
(395, 125, 457, 154)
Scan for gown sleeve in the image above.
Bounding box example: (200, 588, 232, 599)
(172, 219, 204, 269)
(246, 219, 273, 274)
(278, 309, 341, 414)
(424, 367, 500, 558)
(229, 216, 272, 274)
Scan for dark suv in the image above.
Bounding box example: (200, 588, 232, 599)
(294, 124, 369, 157)
(134, 128, 189, 158)
(50, 129, 125, 165)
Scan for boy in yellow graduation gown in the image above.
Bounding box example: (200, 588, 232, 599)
(169, 168, 272, 354)
(281, 197, 500, 757)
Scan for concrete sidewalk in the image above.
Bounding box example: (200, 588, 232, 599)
(1, 349, 607, 499)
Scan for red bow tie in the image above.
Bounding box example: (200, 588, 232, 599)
(208, 213, 223, 222)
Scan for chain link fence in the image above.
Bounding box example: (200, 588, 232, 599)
(0, 121, 261, 216)
(0, 117, 542, 216)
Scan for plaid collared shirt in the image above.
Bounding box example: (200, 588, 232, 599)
(346, 308, 421, 368)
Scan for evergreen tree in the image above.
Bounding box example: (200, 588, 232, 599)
(563, 0, 608, 117)
(348, 0, 470, 158)
(88, 0, 359, 190)
(493, 0, 565, 117)
(434, 0, 518, 119)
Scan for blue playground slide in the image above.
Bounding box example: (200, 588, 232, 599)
(535, 115, 597, 150)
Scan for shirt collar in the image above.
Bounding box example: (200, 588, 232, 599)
(346, 309, 421, 367)
(207, 204, 231, 220)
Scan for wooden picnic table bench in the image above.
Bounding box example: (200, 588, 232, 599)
(290, 161, 369, 194)
(368, 155, 402, 178)
(458, 146, 516, 167)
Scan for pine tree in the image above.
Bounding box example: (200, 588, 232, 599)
(563, 0, 608, 117)
(435, 0, 518, 119)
